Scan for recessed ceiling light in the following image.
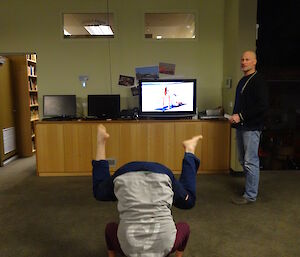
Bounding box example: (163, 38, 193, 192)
(84, 25, 114, 35)
(64, 29, 71, 36)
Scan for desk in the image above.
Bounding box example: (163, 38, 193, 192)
(35, 120, 230, 176)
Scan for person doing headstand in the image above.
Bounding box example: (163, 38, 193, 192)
(92, 124, 202, 257)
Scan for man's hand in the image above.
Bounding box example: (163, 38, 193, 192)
(229, 114, 241, 124)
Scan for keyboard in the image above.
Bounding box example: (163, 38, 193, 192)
(199, 115, 225, 120)
(42, 116, 77, 121)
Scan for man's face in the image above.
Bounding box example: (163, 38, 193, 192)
(240, 52, 257, 74)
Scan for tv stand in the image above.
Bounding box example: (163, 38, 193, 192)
(35, 119, 230, 176)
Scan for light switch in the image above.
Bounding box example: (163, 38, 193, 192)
(225, 77, 232, 88)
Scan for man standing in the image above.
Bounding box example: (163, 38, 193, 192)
(229, 50, 268, 205)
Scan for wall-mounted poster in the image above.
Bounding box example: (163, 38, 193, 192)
(159, 62, 175, 75)
(118, 75, 135, 86)
(135, 66, 159, 81)
(131, 86, 140, 96)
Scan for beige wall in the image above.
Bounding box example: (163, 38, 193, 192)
(0, 0, 257, 119)
(222, 0, 257, 171)
(0, 0, 225, 116)
(222, 0, 257, 114)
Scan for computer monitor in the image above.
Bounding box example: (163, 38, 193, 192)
(43, 95, 76, 117)
(88, 95, 120, 119)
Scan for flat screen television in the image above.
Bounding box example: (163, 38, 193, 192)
(139, 79, 197, 118)
(88, 95, 120, 119)
(43, 95, 76, 117)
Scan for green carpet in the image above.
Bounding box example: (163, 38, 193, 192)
(0, 156, 300, 257)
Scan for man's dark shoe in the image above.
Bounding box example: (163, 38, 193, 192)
(231, 195, 254, 205)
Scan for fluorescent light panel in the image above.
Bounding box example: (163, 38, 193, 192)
(64, 29, 71, 36)
(84, 25, 114, 35)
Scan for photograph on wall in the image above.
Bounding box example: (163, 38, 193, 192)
(131, 86, 140, 96)
(135, 66, 159, 81)
(159, 62, 175, 75)
(118, 75, 135, 86)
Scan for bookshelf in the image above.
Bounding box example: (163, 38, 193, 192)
(27, 54, 39, 153)
(9, 54, 40, 156)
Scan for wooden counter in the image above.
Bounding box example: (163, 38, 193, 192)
(35, 119, 230, 176)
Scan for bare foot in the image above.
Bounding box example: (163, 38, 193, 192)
(183, 135, 203, 154)
(95, 125, 109, 160)
(97, 124, 109, 143)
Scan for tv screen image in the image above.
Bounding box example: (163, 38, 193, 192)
(43, 95, 76, 117)
(139, 79, 196, 118)
(88, 95, 120, 119)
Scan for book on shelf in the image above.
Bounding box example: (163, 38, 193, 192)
(30, 95, 37, 105)
(31, 54, 36, 62)
(26, 54, 37, 62)
(30, 109, 39, 120)
(28, 79, 37, 91)
(27, 65, 36, 76)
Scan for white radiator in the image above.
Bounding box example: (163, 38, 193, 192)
(2, 127, 16, 154)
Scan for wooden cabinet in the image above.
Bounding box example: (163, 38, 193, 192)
(9, 54, 39, 157)
(0, 57, 17, 165)
(35, 123, 64, 173)
(201, 121, 230, 170)
(63, 123, 93, 173)
(35, 120, 230, 176)
(174, 121, 203, 170)
(118, 122, 175, 167)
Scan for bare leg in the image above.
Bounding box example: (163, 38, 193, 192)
(182, 135, 203, 154)
(107, 250, 116, 257)
(175, 251, 183, 257)
(95, 124, 110, 161)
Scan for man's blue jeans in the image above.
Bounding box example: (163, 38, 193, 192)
(236, 129, 261, 201)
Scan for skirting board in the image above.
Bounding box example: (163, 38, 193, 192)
(3, 155, 18, 166)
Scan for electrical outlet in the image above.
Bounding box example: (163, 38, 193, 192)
(107, 158, 117, 168)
